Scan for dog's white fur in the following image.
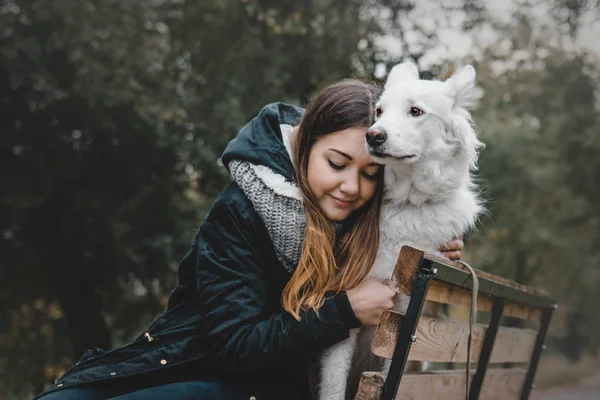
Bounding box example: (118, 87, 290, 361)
(318, 62, 485, 400)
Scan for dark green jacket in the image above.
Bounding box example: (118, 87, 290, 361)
(35, 103, 360, 400)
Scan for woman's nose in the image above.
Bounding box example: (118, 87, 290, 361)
(340, 175, 359, 196)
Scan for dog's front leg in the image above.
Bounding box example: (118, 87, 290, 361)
(318, 328, 358, 400)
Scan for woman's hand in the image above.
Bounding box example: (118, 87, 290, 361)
(346, 280, 396, 327)
(438, 236, 464, 261)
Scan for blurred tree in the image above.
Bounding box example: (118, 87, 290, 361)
(354, 0, 488, 79)
(549, 0, 600, 36)
(0, 0, 196, 395)
(466, 14, 600, 359)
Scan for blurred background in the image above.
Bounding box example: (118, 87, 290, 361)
(1, 0, 599, 398)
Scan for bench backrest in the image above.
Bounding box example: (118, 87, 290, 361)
(354, 246, 556, 400)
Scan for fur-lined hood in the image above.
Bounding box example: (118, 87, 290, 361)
(221, 103, 304, 200)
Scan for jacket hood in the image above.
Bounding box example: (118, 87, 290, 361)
(223, 103, 306, 272)
(222, 102, 304, 183)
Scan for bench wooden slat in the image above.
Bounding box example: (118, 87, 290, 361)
(355, 369, 526, 400)
(355, 371, 386, 400)
(390, 246, 548, 321)
(427, 252, 548, 297)
(390, 246, 550, 299)
(427, 280, 543, 322)
(372, 311, 537, 363)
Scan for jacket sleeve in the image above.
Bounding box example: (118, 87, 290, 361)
(194, 196, 360, 373)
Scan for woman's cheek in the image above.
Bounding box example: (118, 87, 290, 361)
(308, 160, 332, 198)
(361, 178, 377, 203)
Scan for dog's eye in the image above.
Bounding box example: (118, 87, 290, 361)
(375, 106, 382, 118)
(410, 107, 424, 117)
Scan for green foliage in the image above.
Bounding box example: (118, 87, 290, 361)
(466, 17, 600, 359)
(0, 0, 197, 394)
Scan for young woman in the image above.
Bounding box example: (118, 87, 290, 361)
(35, 80, 462, 400)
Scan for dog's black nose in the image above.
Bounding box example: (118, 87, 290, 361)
(366, 129, 387, 146)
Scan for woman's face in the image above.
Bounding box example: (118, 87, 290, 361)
(307, 127, 381, 221)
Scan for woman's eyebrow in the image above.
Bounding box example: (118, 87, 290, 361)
(329, 148, 352, 160)
(329, 149, 380, 166)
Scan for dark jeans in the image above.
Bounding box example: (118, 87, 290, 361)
(37, 381, 238, 400)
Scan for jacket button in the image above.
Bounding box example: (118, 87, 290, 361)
(250, 397, 256, 400)
(110, 372, 117, 376)
(160, 359, 167, 365)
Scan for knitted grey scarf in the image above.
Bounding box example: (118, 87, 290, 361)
(228, 124, 348, 273)
(228, 159, 306, 274)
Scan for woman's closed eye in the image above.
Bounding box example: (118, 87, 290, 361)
(328, 160, 345, 170)
(329, 159, 379, 180)
(362, 171, 379, 181)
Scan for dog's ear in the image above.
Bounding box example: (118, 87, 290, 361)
(445, 65, 477, 109)
(385, 62, 419, 90)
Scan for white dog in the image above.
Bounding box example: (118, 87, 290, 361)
(318, 62, 485, 400)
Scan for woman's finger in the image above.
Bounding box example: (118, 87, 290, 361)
(439, 239, 459, 252)
(441, 250, 461, 261)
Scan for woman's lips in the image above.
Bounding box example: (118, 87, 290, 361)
(330, 195, 353, 208)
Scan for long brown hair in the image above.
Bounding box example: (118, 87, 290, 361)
(282, 79, 384, 320)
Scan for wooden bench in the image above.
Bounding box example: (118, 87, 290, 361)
(354, 246, 556, 400)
